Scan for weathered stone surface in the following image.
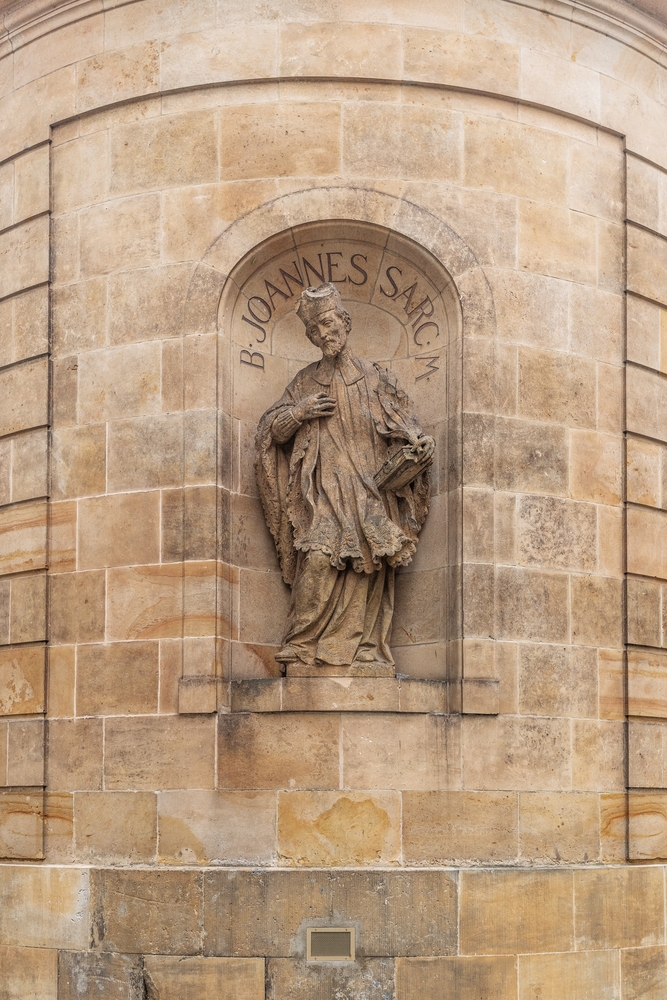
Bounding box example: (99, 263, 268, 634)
(267, 957, 395, 1000)
(91, 870, 202, 955)
(459, 870, 574, 955)
(203, 870, 457, 957)
(58, 952, 145, 1000)
(144, 956, 265, 1000)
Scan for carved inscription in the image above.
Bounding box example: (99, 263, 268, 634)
(236, 246, 442, 370)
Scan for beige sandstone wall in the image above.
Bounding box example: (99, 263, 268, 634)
(0, 0, 666, 997)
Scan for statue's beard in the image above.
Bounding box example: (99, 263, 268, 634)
(321, 336, 345, 357)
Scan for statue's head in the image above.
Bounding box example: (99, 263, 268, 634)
(296, 282, 352, 359)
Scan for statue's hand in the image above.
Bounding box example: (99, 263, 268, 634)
(293, 392, 337, 422)
(415, 434, 435, 461)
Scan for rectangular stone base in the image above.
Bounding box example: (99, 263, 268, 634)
(230, 677, 447, 713)
(285, 662, 395, 677)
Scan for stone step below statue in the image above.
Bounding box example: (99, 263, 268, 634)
(230, 677, 448, 714)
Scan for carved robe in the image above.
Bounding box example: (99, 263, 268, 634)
(256, 350, 430, 666)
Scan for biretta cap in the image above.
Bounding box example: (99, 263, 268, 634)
(296, 282, 343, 326)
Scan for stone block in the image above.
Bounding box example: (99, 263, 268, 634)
(10, 428, 48, 503)
(278, 790, 401, 865)
(7, 719, 44, 785)
(12, 146, 49, 223)
(518, 644, 597, 718)
(0, 501, 47, 576)
(108, 263, 194, 346)
(221, 102, 340, 179)
(489, 267, 568, 351)
(58, 952, 144, 1000)
(464, 116, 567, 203)
(8, 574, 46, 643)
(392, 568, 445, 645)
(158, 789, 276, 865)
(629, 721, 667, 788)
(78, 492, 160, 571)
(51, 424, 107, 501)
(627, 364, 667, 442)
(570, 429, 622, 505)
(74, 792, 156, 864)
(110, 110, 218, 196)
(518, 950, 619, 1000)
(49, 502, 76, 574)
(342, 714, 460, 790)
(572, 720, 624, 791)
(80, 193, 160, 277)
(518, 201, 597, 284)
(178, 675, 220, 713)
(517, 495, 596, 571)
(51, 357, 78, 429)
(627, 294, 663, 371)
(575, 867, 665, 948)
(460, 870, 573, 955)
(204, 869, 457, 957)
(78, 342, 162, 423)
(628, 793, 667, 860)
(495, 567, 569, 642)
(106, 561, 219, 641)
(622, 946, 667, 1000)
(219, 712, 339, 790)
(519, 792, 600, 863)
(49, 571, 105, 644)
(0, 216, 49, 300)
(344, 103, 462, 182)
(0, 945, 57, 1000)
(0, 359, 47, 439)
(626, 436, 662, 507)
(237, 569, 292, 646)
(52, 131, 107, 215)
(628, 649, 667, 718)
(160, 25, 278, 90)
(104, 715, 215, 790)
(43, 792, 74, 864)
(90, 869, 201, 954)
(402, 790, 518, 865)
(396, 956, 516, 1000)
(570, 575, 623, 647)
(627, 577, 662, 647)
(462, 716, 571, 791)
(628, 506, 667, 580)
(144, 956, 265, 1000)
(76, 42, 160, 114)
(403, 27, 519, 95)
(518, 348, 596, 428)
(0, 645, 45, 715)
(628, 226, 667, 306)
(47, 719, 103, 792)
(0, 579, 8, 643)
(52, 277, 107, 357)
(0, 791, 43, 860)
(267, 958, 395, 1000)
(599, 648, 624, 720)
(76, 642, 159, 715)
(162, 485, 218, 563)
(104, 0, 216, 49)
(107, 414, 184, 491)
(0, 865, 89, 949)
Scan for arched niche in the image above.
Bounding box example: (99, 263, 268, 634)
(216, 218, 463, 681)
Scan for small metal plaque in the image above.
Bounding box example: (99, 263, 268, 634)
(307, 927, 355, 962)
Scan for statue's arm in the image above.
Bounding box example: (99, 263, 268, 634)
(270, 405, 303, 444)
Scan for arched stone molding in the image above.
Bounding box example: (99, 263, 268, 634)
(181, 185, 499, 713)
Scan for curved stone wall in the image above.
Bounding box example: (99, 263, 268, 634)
(0, 0, 666, 997)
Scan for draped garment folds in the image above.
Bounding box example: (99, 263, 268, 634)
(255, 351, 430, 666)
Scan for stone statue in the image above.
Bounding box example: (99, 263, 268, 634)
(255, 283, 434, 672)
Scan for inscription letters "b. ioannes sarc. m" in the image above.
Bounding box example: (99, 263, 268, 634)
(240, 247, 443, 373)
(255, 282, 434, 676)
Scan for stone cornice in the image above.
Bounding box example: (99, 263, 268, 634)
(0, 0, 665, 62)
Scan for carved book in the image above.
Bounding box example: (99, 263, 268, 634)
(374, 442, 433, 492)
